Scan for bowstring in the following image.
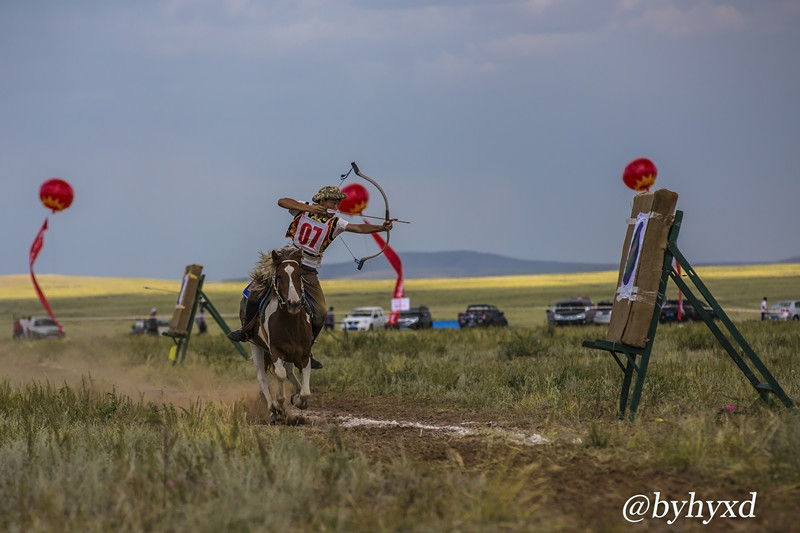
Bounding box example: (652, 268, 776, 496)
(336, 166, 360, 265)
(337, 234, 360, 266)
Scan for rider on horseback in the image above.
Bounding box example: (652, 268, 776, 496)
(227, 185, 393, 368)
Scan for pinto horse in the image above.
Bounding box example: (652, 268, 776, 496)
(239, 247, 313, 422)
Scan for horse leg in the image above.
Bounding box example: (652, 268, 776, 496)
(298, 357, 312, 407)
(284, 362, 308, 410)
(284, 362, 301, 404)
(271, 354, 288, 420)
(284, 361, 300, 392)
(249, 344, 276, 422)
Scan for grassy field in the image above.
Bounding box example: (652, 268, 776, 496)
(1, 265, 799, 531)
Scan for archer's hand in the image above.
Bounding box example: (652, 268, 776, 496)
(307, 204, 328, 217)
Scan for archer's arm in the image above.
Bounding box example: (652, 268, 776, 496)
(344, 220, 394, 234)
(278, 198, 327, 217)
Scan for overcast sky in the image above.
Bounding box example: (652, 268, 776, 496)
(2, 0, 799, 282)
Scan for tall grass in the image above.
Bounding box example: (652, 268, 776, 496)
(0, 378, 546, 532)
(2, 320, 799, 531)
(1, 319, 799, 531)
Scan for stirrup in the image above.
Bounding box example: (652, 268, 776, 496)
(227, 328, 250, 342)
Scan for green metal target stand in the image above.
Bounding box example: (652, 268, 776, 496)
(162, 265, 249, 365)
(583, 210, 795, 420)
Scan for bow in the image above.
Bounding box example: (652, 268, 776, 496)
(349, 161, 391, 270)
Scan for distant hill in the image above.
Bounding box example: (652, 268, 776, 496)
(318, 251, 618, 280)
(225, 251, 799, 282)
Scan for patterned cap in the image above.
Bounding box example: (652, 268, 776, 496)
(312, 186, 348, 203)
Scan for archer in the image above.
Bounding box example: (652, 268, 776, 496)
(226, 185, 393, 368)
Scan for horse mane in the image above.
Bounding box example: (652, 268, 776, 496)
(248, 246, 302, 295)
(249, 251, 275, 295)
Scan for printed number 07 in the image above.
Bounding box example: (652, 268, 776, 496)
(297, 223, 323, 248)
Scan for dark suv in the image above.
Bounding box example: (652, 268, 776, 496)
(394, 306, 434, 330)
(659, 299, 718, 323)
(458, 304, 509, 328)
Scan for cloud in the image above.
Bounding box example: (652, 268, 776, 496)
(521, 0, 563, 15)
(634, 1, 747, 37)
(483, 30, 586, 57)
(616, 0, 642, 11)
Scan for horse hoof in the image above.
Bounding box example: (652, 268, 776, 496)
(291, 394, 309, 410)
(270, 406, 286, 424)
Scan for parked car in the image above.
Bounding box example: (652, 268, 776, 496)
(27, 316, 65, 339)
(593, 301, 614, 324)
(393, 306, 433, 330)
(765, 300, 800, 321)
(341, 307, 388, 331)
(659, 299, 718, 323)
(130, 318, 171, 335)
(680, 299, 718, 322)
(547, 298, 596, 326)
(457, 304, 508, 328)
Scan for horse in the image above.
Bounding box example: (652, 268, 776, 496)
(238, 247, 313, 422)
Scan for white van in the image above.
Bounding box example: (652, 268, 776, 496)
(340, 307, 388, 331)
(28, 316, 65, 339)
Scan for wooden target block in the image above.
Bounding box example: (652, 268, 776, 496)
(607, 189, 678, 348)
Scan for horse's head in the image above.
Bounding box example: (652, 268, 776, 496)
(271, 248, 305, 314)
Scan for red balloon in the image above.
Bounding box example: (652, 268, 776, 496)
(40, 178, 74, 213)
(622, 158, 657, 192)
(339, 183, 369, 214)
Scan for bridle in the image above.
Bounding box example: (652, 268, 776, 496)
(270, 258, 306, 310)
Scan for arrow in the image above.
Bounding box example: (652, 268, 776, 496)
(326, 209, 410, 224)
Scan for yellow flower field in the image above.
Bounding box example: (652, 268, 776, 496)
(2, 262, 798, 300)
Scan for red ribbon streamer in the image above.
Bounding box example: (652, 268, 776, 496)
(29, 217, 64, 334)
(369, 226, 403, 326)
